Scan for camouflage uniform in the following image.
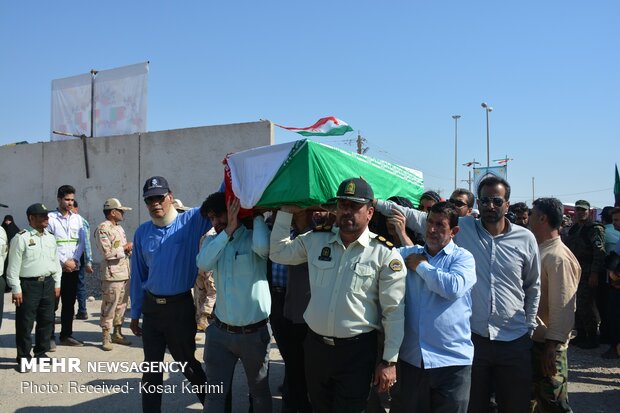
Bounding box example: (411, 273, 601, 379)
(564, 220, 606, 339)
(529, 342, 572, 413)
(94, 220, 130, 332)
(194, 231, 216, 330)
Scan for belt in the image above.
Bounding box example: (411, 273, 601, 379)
(20, 275, 52, 282)
(145, 290, 191, 305)
(214, 316, 268, 334)
(309, 329, 372, 347)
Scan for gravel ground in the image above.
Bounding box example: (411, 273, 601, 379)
(567, 344, 620, 412)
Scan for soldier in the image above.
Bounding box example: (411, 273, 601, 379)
(270, 178, 407, 412)
(529, 198, 580, 412)
(564, 200, 606, 349)
(94, 198, 133, 351)
(6, 203, 62, 367)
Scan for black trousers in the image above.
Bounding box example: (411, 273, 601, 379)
(468, 333, 532, 413)
(59, 270, 79, 340)
(304, 329, 377, 413)
(141, 291, 207, 413)
(395, 360, 471, 413)
(608, 287, 620, 346)
(281, 319, 312, 413)
(16, 276, 55, 359)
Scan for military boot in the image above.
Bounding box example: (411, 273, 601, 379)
(102, 329, 113, 351)
(111, 326, 131, 346)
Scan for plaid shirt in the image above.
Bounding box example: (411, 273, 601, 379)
(271, 262, 288, 288)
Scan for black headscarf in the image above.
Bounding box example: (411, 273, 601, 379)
(2, 214, 20, 243)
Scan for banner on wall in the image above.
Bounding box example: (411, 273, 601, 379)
(51, 62, 148, 141)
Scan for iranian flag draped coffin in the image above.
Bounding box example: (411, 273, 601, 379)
(226, 139, 424, 209)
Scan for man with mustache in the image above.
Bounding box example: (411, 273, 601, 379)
(393, 201, 476, 413)
(375, 176, 541, 413)
(196, 192, 272, 413)
(270, 177, 406, 413)
(130, 176, 210, 412)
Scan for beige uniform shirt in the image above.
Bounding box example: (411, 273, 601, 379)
(6, 227, 62, 294)
(532, 237, 581, 348)
(95, 220, 130, 281)
(270, 211, 406, 362)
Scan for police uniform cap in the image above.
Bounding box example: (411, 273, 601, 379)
(26, 203, 49, 216)
(575, 200, 590, 210)
(333, 177, 374, 204)
(103, 198, 132, 211)
(143, 176, 170, 198)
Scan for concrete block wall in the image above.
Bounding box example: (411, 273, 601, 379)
(0, 120, 273, 265)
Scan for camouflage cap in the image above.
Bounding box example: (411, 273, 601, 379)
(103, 198, 132, 211)
(575, 200, 590, 210)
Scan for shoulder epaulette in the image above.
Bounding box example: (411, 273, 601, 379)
(18, 229, 27, 235)
(375, 235, 395, 249)
(313, 225, 333, 232)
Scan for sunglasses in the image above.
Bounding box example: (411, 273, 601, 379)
(478, 196, 505, 207)
(144, 194, 168, 205)
(448, 199, 467, 208)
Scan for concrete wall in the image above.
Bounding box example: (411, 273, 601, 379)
(0, 120, 273, 263)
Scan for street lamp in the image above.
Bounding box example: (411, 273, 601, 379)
(452, 115, 461, 190)
(481, 102, 493, 167)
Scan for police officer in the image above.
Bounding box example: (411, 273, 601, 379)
(270, 177, 407, 413)
(94, 198, 133, 351)
(565, 199, 606, 349)
(6, 203, 61, 366)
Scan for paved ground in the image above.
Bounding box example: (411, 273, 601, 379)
(0, 294, 284, 412)
(0, 293, 618, 412)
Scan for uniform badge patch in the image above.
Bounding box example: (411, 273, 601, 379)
(344, 181, 356, 195)
(319, 247, 332, 261)
(113, 240, 120, 248)
(389, 259, 403, 271)
(28, 238, 36, 246)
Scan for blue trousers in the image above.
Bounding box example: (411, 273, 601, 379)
(203, 322, 272, 413)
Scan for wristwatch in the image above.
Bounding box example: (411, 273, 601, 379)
(381, 360, 397, 367)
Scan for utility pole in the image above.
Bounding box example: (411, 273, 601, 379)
(532, 177, 535, 204)
(462, 159, 480, 192)
(356, 132, 368, 155)
(462, 172, 473, 192)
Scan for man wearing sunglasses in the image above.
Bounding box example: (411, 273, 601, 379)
(375, 177, 540, 413)
(373, 188, 474, 244)
(130, 176, 211, 412)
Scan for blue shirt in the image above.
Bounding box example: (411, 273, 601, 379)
(130, 208, 210, 319)
(196, 216, 271, 326)
(271, 262, 288, 288)
(454, 216, 540, 341)
(398, 241, 476, 369)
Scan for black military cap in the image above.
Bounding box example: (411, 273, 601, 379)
(334, 177, 374, 204)
(26, 203, 49, 216)
(143, 176, 170, 198)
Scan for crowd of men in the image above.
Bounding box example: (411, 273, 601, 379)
(1, 174, 619, 413)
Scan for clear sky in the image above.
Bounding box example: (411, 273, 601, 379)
(1, 1, 618, 207)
